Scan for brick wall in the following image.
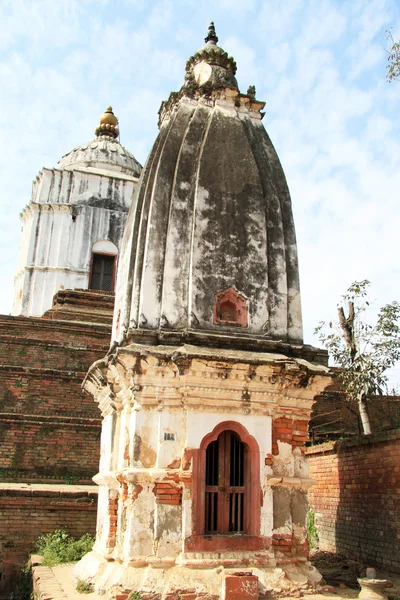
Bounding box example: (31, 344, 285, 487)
(310, 389, 400, 443)
(0, 314, 109, 482)
(307, 430, 400, 573)
(0, 484, 98, 598)
(0, 294, 110, 598)
(0, 416, 101, 482)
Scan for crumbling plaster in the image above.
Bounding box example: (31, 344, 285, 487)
(75, 343, 331, 598)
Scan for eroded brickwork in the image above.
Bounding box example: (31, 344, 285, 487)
(307, 430, 400, 573)
(153, 481, 183, 505)
(272, 417, 309, 454)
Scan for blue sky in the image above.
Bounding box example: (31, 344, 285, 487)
(1, 0, 400, 382)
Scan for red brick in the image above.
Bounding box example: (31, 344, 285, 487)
(223, 574, 258, 600)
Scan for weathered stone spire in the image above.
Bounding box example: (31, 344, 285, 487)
(112, 24, 305, 350)
(205, 21, 218, 44)
(95, 105, 119, 139)
(182, 22, 238, 92)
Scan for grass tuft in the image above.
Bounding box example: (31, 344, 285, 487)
(307, 508, 319, 549)
(76, 579, 94, 594)
(36, 529, 94, 566)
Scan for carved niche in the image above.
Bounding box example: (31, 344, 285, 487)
(213, 288, 248, 327)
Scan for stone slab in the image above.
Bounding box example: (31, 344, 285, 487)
(33, 563, 102, 600)
(0, 482, 98, 494)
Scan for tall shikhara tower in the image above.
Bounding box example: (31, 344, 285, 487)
(76, 23, 332, 600)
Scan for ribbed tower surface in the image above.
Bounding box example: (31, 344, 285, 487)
(113, 25, 304, 350)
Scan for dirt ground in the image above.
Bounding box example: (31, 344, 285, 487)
(310, 551, 400, 598)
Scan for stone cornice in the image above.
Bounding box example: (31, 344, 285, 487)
(84, 363, 121, 417)
(121, 331, 328, 365)
(158, 90, 266, 128)
(16, 264, 89, 275)
(93, 467, 190, 488)
(84, 343, 332, 417)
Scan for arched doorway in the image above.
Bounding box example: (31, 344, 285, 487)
(89, 240, 118, 292)
(205, 430, 246, 534)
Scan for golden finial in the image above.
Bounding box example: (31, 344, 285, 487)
(95, 106, 119, 139)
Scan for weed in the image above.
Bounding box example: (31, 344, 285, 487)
(129, 593, 142, 600)
(36, 529, 94, 566)
(307, 508, 319, 549)
(76, 579, 94, 594)
(11, 560, 33, 600)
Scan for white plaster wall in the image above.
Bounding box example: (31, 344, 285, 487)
(132, 410, 159, 468)
(155, 503, 182, 557)
(95, 485, 109, 552)
(33, 168, 136, 209)
(117, 405, 131, 471)
(96, 404, 274, 554)
(112, 409, 271, 473)
(112, 410, 122, 472)
(124, 482, 155, 558)
(100, 413, 115, 473)
(157, 410, 187, 469)
(13, 207, 38, 312)
(13, 166, 137, 316)
(261, 486, 274, 537)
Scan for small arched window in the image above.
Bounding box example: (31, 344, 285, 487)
(89, 240, 118, 292)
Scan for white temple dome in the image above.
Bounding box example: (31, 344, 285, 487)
(57, 106, 142, 177)
(57, 137, 142, 176)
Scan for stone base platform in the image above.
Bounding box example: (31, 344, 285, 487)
(32, 557, 363, 600)
(68, 549, 341, 599)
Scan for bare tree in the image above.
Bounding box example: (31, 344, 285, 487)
(315, 281, 400, 435)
